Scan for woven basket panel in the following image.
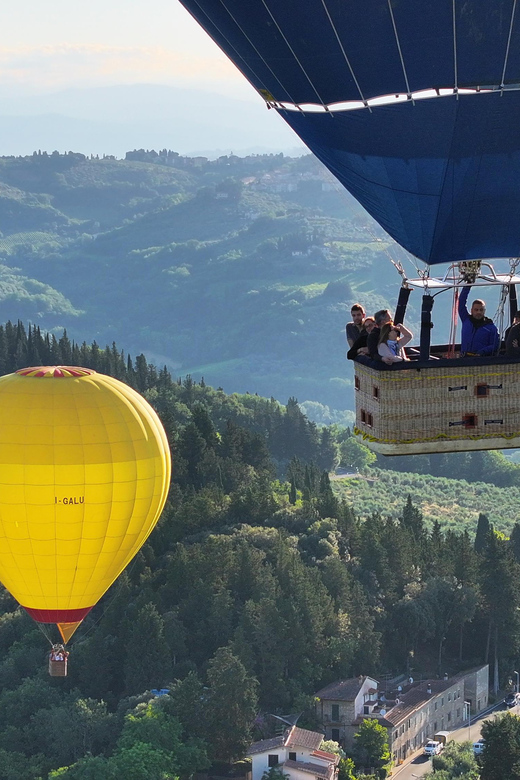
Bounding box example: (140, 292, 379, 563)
(354, 362, 520, 445)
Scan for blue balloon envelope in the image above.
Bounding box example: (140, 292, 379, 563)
(178, 0, 520, 263)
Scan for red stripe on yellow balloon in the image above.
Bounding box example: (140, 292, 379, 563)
(16, 366, 95, 378)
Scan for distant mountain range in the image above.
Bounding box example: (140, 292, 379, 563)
(0, 84, 304, 158)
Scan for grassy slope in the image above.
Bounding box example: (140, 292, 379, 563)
(332, 467, 519, 534)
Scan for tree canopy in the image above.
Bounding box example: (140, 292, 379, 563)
(0, 324, 515, 777)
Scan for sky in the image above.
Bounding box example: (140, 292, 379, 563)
(0, 0, 255, 99)
(0, 0, 305, 156)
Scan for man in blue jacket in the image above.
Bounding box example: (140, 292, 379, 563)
(458, 286, 499, 356)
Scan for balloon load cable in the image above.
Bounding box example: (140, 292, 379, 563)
(65, 554, 143, 649)
(35, 620, 54, 648)
(320, 166, 423, 280)
(447, 288, 459, 359)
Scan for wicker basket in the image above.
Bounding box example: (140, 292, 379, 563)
(353, 359, 520, 455)
(49, 655, 68, 677)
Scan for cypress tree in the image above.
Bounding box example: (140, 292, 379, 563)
(49, 333, 61, 364)
(317, 471, 339, 518)
(480, 530, 520, 688)
(123, 603, 171, 695)
(318, 427, 339, 471)
(0, 326, 8, 375)
(191, 403, 219, 449)
(135, 354, 148, 390)
(4, 321, 16, 368)
(13, 338, 26, 369)
(289, 476, 297, 504)
(181, 374, 195, 406)
(178, 423, 206, 488)
(475, 513, 491, 554)
(167, 671, 208, 741)
(79, 340, 90, 368)
(510, 522, 520, 563)
(400, 495, 425, 541)
(205, 646, 258, 762)
(126, 353, 136, 386)
(71, 341, 81, 366)
(59, 330, 72, 364)
(286, 456, 304, 490)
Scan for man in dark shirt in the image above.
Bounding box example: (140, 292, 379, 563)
(367, 309, 392, 360)
(346, 303, 365, 347)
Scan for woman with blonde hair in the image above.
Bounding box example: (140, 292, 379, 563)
(378, 322, 413, 364)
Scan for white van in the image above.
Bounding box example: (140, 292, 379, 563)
(473, 739, 485, 755)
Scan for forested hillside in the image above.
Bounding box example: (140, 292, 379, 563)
(0, 322, 519, 778)
(0, 149, 402, 419)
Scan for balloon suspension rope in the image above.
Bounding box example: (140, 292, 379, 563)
(494, 285, 508, 340)
(447, 288, 459, 358)
(35, 620, 55, 647)
(321, 167, 420, 279)
(490, 259, 519, 340)
(67, 555, 142, 649)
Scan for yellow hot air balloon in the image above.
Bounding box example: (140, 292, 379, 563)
(0, 366, 171, 648)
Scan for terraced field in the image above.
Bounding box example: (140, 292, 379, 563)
(332, 467, 520, 534)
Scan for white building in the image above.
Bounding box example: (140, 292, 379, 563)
(248, 726, 339, 780)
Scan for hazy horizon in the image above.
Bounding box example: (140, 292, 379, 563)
(0, 82, 306, 158)
(0, 2, 304, 156)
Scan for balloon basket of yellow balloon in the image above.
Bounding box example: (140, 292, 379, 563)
(48, 646, 69, 677)
(48, 658, 67, 677)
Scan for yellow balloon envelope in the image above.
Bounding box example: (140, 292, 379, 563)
(0, 366, 171, 642)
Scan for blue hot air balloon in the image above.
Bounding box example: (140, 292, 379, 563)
(178, 0, 520, 455)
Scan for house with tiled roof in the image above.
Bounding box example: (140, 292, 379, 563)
(315, 665, 489, 764)
(315, 675, 379, 746)
(248, 726, 339, 780)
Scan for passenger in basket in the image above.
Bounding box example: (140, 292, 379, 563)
(505, 315, 520, 357)
(367, 309, 392, 359)
(378, 322, 413, 364)
(346, 303, 366, 347)
(504, 311, 520, 344)
(458, 286, 499, 356)
(347, 317, 376, 360)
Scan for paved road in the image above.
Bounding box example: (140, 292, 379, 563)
(329, 471, 377, 482)
(393, 702, 517, 779)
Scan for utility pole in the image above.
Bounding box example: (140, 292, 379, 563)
(464, 700, 471, 741)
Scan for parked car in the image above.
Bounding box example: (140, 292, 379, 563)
(473, 739, 485, 755)
(424, 740, 443, 756)
(505, 692, 520, 707)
